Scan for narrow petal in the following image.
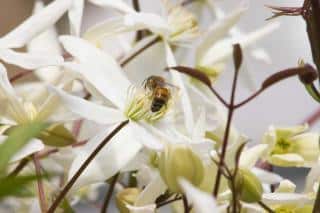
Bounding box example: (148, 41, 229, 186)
(239, 144, 268, 168)
(0, 49, 63, 70)
(305, 163, 320, 192)
(135, 174, 167, 206)
(68, 0, 85, 36)
(27, 0, 62, 82)
(269, 153, 305, 167)
(0, 0, 73, 48)
(126, 204, 156, 213)
(179, 178, 218, 213)
(252, 168, 283, 184)
(83, 12, 170, 44)
(130, 122, 164, 151)
(263, 193, 312, 205)
(200, 22, 280, 66)
(196, 5, 248, 63)
(0, 63, 16, 97)
(60, 36, 131, 108)
(88, 0, 135, 13)
(48, 86, 126, 125)
(164, 42, 194, 133)
(69, 123, 142, 191)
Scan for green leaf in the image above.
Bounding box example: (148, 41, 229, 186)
(39, 124, 76, 147)
(0, 175, 38, 199)
(0, 123, 47, 173)
(60, 198, 75, 213)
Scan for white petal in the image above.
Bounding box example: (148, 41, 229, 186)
(123, 12, 169, 36)
(60, 36, 131, 108)
(83, 12, 170, 44)
(135, 174, 167, 206)
(0, 136, 44, 162)
(192, 108, 206, 142)
(262, 193, 312, 205)
(250, 48, 272, 64)
(27, 0, 62, 82)
(196, 5, 247, 63)
(252, 168, 283, 184)
(88, 0, 135, 13)
(0, 0, 73, 48)
(179, 179, 219, 213)
(200, 21, 280, 66)
(164, 42, 194, 133)
(0, 49, 63, 70)
(126, 204, 156, 213)
(269, 153, 305, 167)
(69, 123, 142, 191)
(12, 139, 44, 162)
(239, 144, 268, 168)
(131, 122, 164, 151)
(68, 0, 85, 36)
(275, 179, 296, 193)
(48, 86, 126, 125)
(305, 163, 320, 192)
(0, 63, 16, 97)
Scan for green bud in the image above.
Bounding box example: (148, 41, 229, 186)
(232, 168, 263, 203)
(158, 144, 204, 193)
(116, 188, 141, 213)
(39, 124, 76, 147)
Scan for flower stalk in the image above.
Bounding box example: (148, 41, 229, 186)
(47, 120, 129, 213)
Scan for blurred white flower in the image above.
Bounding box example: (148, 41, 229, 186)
(262, 124, 320, 167)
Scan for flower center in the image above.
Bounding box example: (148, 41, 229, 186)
(124, 86, 169, 122)
(272, 138, 292, 155)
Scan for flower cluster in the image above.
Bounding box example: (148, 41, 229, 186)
(0, 0, 319, 213)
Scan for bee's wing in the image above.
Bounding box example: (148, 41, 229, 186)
(161, 82, 180, 98)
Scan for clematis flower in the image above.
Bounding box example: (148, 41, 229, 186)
(49, 35, 183, 191)
(0, 0, 73, 69)
(262, 124, 320, 167)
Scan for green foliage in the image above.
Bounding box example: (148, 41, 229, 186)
(0, 175, 38, 200)
(39, 124, 76, 147)
(0, 123, 48, 173)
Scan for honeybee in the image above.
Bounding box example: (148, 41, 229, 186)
(143, 76, 176, 112)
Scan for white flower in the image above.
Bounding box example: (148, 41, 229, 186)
(49, 36, 179, 191)
(262, 124, 320, 167)
(0, 0, 72, 69)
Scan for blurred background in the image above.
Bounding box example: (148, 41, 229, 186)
(0, 0, 317, 211)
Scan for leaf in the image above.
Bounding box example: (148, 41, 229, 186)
(167, 66, 212, 87)
(39, 124, 76, 147)
(0, 175, 38, 199)
(0, 123, 47, 173)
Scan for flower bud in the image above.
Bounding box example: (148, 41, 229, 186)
(232, 168, 263, 203)
(158, 144, 204, 193)
(116, 188, 141, 213)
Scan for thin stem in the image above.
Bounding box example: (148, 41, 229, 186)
(181, 0, 195, 6)
(156, 196, 182, 208)
(120, 36, 161, 67)
(213, 60, 240, 197)
(209, 87, 229, 108)
(258, 201, 275, 213)
(182, 195, 189, 213)
(33, 155, 48, 213)
(101, 173, 120, 213)
(8, 158, 30, 177)
(313, 182, 320, 213)
(47, 120, 129, 213)
(234, 88, 263, 109)
(302, 107, 320, 126)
